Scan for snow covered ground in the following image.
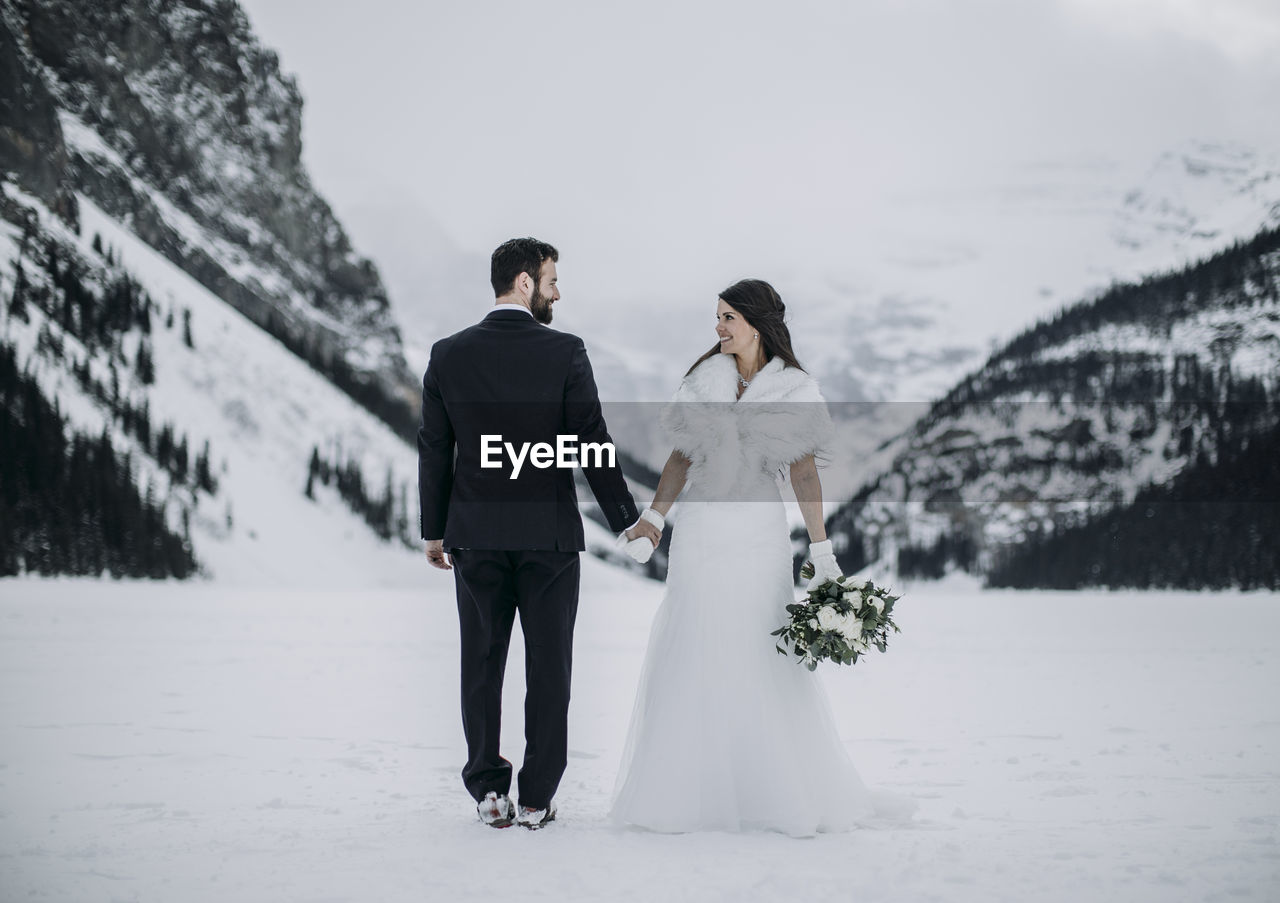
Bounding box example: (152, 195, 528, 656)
(1, 566, 1277, 902)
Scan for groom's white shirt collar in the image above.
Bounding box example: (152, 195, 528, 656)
(489, 303, 533, 317)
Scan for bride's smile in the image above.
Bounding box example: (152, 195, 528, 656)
(714, 299, 766, 383)
(714, 300, 749, 352)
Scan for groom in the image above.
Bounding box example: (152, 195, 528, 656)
(418, 237, 659, 830)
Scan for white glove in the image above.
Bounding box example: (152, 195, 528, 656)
(806, 539, 842, 590)
(623, 536, 655, 564)
(638, 508, 665, 531)
(619, 508, 665, 564)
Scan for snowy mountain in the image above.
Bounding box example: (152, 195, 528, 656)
(821, 224, 1280, 587)
(1111, 143, 1280, 254)
(0, 0, 417, 435)
(2, 184, 407, 582)
(799, 142, 1280, 408)
(764, 142, 1280, 506)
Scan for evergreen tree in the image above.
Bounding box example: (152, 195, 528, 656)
(173, 435, 189, 484)
(156, 424, 174, 472)
(137, 296, 152, 334)
(194, 440, 217, 494)
(302, 447, 415, 545)
(61, 268, 75, 332)
(8, 263, 28, 322)
(305, 446, 320, 499)
(135, 340, 155, 385)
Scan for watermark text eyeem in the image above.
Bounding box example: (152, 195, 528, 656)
(480, 435, 616, 479)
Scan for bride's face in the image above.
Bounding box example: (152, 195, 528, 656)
(715, 299, 757, 358)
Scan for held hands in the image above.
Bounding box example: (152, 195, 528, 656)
(620, 508, 664, 564)
(806, 538, 841, 589)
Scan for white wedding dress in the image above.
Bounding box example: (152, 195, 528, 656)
(610, 355, 877, 835)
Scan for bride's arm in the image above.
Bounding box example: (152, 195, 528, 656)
(622, 450, 689, 551)
(649, 450, 691, 518)
(789, 454, 827, 543)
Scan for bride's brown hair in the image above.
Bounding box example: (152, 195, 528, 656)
(685, 279, 806, 377)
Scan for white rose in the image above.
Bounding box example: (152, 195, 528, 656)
(867, 595, 885, 615)
(845, 576, 867, 589)
(842, 590, 862, 605)
(817, 605, 841, 631)
(808, 618, 819, 630)
(839, 614, 863, 641)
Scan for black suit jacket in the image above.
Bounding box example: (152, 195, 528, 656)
(417, 309, 639, 551)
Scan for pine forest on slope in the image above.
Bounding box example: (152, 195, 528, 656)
(821, 225, 1280, 588)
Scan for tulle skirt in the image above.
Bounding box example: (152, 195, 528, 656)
(610, 495, 876, 835)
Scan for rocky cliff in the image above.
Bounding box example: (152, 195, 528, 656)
(1, 0, 417, 435)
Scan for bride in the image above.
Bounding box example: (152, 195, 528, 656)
(610, 279, 876, 835)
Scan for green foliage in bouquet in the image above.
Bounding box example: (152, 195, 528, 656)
(771, 561, 902, 671)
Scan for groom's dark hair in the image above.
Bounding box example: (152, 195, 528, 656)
(491, 237, 559, 297)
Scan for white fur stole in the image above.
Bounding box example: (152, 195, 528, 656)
(659, 353, 834, 495)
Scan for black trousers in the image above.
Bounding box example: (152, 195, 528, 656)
(451, 548, 581, 810)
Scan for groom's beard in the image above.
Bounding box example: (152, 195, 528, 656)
(530, 287, 554, 324)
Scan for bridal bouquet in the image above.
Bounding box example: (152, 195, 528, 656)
(772, 562, 901, 671)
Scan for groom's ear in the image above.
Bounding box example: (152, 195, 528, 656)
(517, 271, 534, 297)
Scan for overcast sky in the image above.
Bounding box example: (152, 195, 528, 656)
(236, 0, 1280, 357)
